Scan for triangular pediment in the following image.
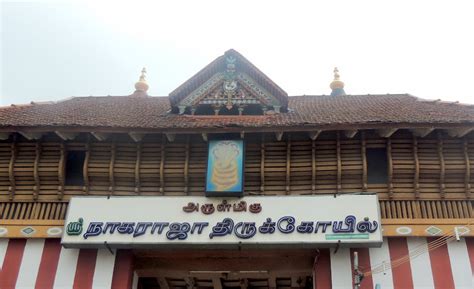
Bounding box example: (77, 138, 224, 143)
(169, 49, 288, 115)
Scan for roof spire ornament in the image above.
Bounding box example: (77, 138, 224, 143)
(330, 67, 346, 96)
(134, 67, 149, 94)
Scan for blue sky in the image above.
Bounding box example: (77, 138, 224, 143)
(1, 0, 473, 106)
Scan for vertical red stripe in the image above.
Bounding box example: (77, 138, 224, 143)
(73, 249, 98, 289)
(388, 238, 414, 289)
(35, 239, 62, 289)
(314, 249, 331, 289)
(0, 239, 26, 289)
(465, 237, 474, 274)
(427, 237, 455, 289)
(111, 250, 134, 289)
(350, 248, 373, 289)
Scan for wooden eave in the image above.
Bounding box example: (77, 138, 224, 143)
(0, 122, 473, 136)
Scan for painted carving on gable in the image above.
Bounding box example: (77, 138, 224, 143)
(176, 55, 284, 115)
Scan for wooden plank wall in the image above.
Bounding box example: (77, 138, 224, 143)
(0, 130, 472, 203)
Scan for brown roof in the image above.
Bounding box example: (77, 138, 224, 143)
(1, 94, 473, 132)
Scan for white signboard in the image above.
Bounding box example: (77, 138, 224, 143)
(62, 195, 382, 248)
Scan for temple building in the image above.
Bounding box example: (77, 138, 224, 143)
(0, 49, 473, 289)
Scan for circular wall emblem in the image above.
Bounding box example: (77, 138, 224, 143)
(396, 226, 412, 235)
(47, 227, 63, 236)
(0, 227, 8, 237)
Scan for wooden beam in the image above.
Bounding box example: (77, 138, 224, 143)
(387, 138, 394, 199)
(260, 135, 265, 193)
(212, 277, 223, 289)
(268, 274, 277, 289)
(8, 137, 17, 200)
(0, 132, 10, 140)
(438, 133, 445, 198)
(411, 128, 434, 138)
(202, 133, 208, 142)
(19, 131, 43, 140)
(291, 276, 300, 289)
(55, 131, 78, 141)
(135, 142, 141, 194)
(160, 135, 165, 194)
(275, 131, 284, 141)
(109, 143, 116, 195)
(447, 127, 473, 138)
(166, 133, 175, 142)
(286, 135, 291, 195)
(184, 136, 190, 195)
(378, 128, 398, 138)
(129, 132, 145, 142)
(413, 136, 420, 198)
(58, 142, 65, 200)
(336, 132, 341, 193)
(91, 132, 109, 141)
(184, 277, 195, 289)
(361, 131, 367, 192)
(240, 278, 248, 289)
(311, 139, 316, 194)
(462, 138, 472, 198)
(308, 130, 321, 140)
(33, 142, 41, 200)
(83, 140, 90, 195)
(344, 130, 358, 138)
(157, 277, 170, 289)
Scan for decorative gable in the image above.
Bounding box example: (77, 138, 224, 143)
(169, 49, 288, 115)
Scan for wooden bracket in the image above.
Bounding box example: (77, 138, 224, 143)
(308, 130, 321, 140)
(344, 130, 358, 139)
(55, 131, 78, 141)
(166, 133, 176, 142)
(411, 128, 434, 138)
(275, 131, 284, 141)
(378, 128, 398, 138)
(19, 131, 43, 140)
(0, 132, 10, 140)
(447, 127, 473, 138)
(129, 132, 145, 142)
(91, 132, 109, 141)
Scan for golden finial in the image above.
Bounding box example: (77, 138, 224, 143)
(134, 67, 149, 93)
(330, 67, 344, 90)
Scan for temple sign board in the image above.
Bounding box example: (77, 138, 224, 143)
(62, 195, 382, 248)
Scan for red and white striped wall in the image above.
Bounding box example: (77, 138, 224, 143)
(1, 237, 473, 289)
(0, 239, 133, 289)
(315, 237, 474, 289)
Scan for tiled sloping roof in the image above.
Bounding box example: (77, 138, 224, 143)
(0, 94, 473, 131)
